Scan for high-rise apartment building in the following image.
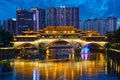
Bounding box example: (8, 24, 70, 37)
(105, 17, 117, 32)
(47, 7, 56, 26)
(16, 8, 34, 35)
(31, 8, 45, 31)
(3, 19, 16, 35)
(47, 6, 79, 28)
(84, 19, 94, 30)
(79, 20, 84, 30)
(94, 18, 105, 35)
(16, 8, 45, 35)
(84, 18, 114, 35)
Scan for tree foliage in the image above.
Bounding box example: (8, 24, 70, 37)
(106, 27, 120, 49)
(106, 27, 120, 43)
(0, 30, 13, 47)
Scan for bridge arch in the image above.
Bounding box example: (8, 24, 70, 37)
(46, 40, 73, 49)
(82, 43, 105, 53)
(45, 40, 74, 59)
(16, 43, 37, 50)
(82, 43, 104, 48)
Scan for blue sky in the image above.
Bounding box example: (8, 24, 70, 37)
(0, 0, 120, 26)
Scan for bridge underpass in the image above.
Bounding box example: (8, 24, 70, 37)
(46, 40, 74, 60)
(15, 43, 41, 59)
(80, 43, 105, 60)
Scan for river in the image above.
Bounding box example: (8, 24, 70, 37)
(0, 51, 120, 80)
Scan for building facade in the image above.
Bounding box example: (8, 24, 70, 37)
(79, 20, 84, 30)
(47, 7, 79, 28)
(83, 17, 117, 35)
(16, 8, 34, 35)
(84, 19, 94, 31)
(47, 7, 56, 26)
(16, 8, 45, 35)
(105, 17, 117, 32)
(94, 18, 105, 35)
(3, 19, 16, 35)
(31, 8, 45, 31)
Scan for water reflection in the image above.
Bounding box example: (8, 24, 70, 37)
(33, 68, 39, 80)
(0, 53, 120, 80)
(11, 54, 119, 80)
(0, 61, 15, 80)
(47, 48, 74, 60)
(80, 46, 103, 61)
(0, 61, 13, 72)
(107, 58, 120, 77)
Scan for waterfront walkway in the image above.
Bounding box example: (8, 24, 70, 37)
(110, 49, 120, 53)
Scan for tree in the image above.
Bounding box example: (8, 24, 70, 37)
(0, 30, 13, 47)
(116, 27, 120, 43)
(104, 43, 111, 49)
(106, 27, 120, 43)
(106, 27, 120, 49)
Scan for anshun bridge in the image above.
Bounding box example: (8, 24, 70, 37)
(1, 26, 120, 80)
(13, 26, 107, 49)
(12, 26, 107, 60)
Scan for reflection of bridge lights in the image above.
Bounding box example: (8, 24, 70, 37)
(33, 68, 36, 80)
(81, 54, 88, 60)
(33, 68, 39, 80)
(80, 46, 89, 60)
(46, 49, 49, 54)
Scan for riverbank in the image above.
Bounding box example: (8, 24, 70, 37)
(0, 47, 14, 60)
(107, 49, 120, 61)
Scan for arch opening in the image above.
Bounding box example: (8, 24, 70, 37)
(80, 43, 105, 60)
(15, 43, 39, 59)
(16, 43, 37, 50)
(82, 43, 104, 52)
(46, 40, 74, 60)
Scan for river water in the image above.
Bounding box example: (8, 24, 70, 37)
(0, 53, 120, 80)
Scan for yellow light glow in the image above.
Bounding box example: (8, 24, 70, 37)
(64, 31, 67, 33)
(45, 31, 49, 34)
(68, 31, 70, 34)
(100, 53, 104, 62)
(52, 31, 56, 34)
(71, 31, 75, 34)
(46, 49, 49, 54)
(12, 59, 107, 80)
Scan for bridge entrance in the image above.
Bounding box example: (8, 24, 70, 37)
(46, 40, 74, 60)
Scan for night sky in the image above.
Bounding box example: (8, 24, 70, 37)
(0, 0, 120, 26)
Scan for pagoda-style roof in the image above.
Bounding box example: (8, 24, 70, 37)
(22, 30, 38, 35)
(43, 26, 76, 31)
(14, 26, 105, 42)
(22, 30, 38, 34)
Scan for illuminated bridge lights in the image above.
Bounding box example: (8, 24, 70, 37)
(49, 46, 73, 49)
(13, 26, 107, 49)
(80, 45, 90, 60)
